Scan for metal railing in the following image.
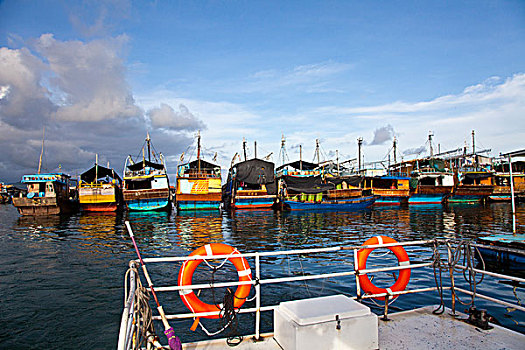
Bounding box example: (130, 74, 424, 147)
(118, 238, 525, 350)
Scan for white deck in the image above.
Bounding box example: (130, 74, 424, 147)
(182, 306, 524, 350)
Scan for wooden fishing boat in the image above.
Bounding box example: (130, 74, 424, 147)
(281, 174, 375, 210)
(474, 234, 525, 270)
(78, 161, 122, 212)
(363, 175, 410, 205)
(176, 159, 222, 211)
(488, 173, 525, 202)
(175, 134, 222, 211)
(12, 173, 79, 215)
(122, 134, 171, 211)
(0, 182, 10, 204)
(223, 158, 277, 210)
(448, 171, 494, 203)
(409, 168, 454, 204)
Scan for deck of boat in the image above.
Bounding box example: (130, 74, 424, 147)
(180, 306, 524, 350)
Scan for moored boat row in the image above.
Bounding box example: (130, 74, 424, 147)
(7, 134, 525, 215)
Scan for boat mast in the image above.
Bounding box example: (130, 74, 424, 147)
(300, 145, 303, 172)
(336, 150, 340, 175)
(243, 138, 247, 161)
(146, 132, 151, 161)
(37, 127, 45, 174)
(315, 139, 320, 165)
(428, 131, 434, 158)
(357, 137, 363, 172)
(393, 137, 397, 164)
(197, 131, 201, 174)
(254, 141, 257, 159)
(95, 154, 98, 184)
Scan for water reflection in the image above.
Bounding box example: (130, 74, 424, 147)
(0, 202, 524, 349)
(176, 211, 223, 250)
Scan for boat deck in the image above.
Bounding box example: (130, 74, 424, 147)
(181, 306, 524, 350)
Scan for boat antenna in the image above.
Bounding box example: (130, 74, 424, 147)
(37, 127, 45, 174)
(315, 139, 320, 165)
(125, 221, 182, 350)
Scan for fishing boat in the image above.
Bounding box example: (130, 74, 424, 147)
(448, 170, 494, 203)
(122, 134, 171, 211)
(117, 230, 525, 350)
(175, 133, 222, 211)
(488, 154, 525, 202)
(12, 173, 79, 215)
(0, 182, 10, 204)
(223, 158, 277, 210)
(409, 168, 455, 205)
(78, 158, 123, 212)
(280, 173, 375, 210)
(363, 174, 410, 205)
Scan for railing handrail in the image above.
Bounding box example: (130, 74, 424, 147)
(119, 239, 525, 350)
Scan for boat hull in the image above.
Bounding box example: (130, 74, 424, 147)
(449, 185, 493, 203)
(12, 196, 78, 216)
(176, 193, 221, 211)
(234, 195, 276, 209)
(123, 188, 171, 211)
(409, 193, 448, 205)
(80, 202, 119, 212)
(284, 195, 376, 211)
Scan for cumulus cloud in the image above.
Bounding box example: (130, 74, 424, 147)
(0, 35, 200, 182)
(369, 125, 395, 145)
(148, 103, 205, 131)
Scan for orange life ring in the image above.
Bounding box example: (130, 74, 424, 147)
(357, 236, 411, 300)
(178, 243, 252, 319)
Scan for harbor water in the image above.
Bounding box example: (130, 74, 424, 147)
(0, 202, 524, 349)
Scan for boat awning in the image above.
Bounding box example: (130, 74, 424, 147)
(127, 160, 164, 171)
(501, 149, 525, 158)
(81, 165, 122, 182)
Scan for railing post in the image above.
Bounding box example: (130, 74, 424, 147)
(255, 253, 261, 341)
(354, 248, 361, 299)
(447, 243, 456, 315)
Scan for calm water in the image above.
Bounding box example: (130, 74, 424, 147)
(0, 202, 524, 349)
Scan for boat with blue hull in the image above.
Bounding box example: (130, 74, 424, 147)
(122, 134, 171, 212)
(474, 234, 525, 270)
(176, 134, 222, 211)
(284, 195, 375, 210)
(223, 157, 277, 210)
(364, 175, 410, 206)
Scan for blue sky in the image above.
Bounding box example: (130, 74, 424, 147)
(0, 0, 524, 182)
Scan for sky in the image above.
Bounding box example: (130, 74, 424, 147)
(0, 0, 524, 183)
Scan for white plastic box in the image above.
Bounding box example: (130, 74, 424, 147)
(274, 295, 378, 350)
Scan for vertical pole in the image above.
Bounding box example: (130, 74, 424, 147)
(429, 132, 433, 158)
(357, 138, 363, 173)
(508, 155, 516, 234)
(447, 243, 456, 315)
(472, 130, 475, 155)
(95, 154, 98, 184)
(38, 127, 45, 174)
(393, 137, 397, 164)
(300, 145, 303, 172)
(243, 138, 247, 161)
(146, 132, 151, 161)
(197, 131, 201, 175)
(354, 248, 361, 299)
(336, 150, 340, 175)
(255, 253, 261, 340)
(316, 139, 320, 165)
(254, 141, 257, 159)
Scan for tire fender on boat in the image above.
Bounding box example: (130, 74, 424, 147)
(357, 236, 411, 300)
(177, 243, 252, 319)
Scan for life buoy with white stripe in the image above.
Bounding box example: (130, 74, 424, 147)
(357, 236, 411, 300)
(177, 243, 252, 319)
